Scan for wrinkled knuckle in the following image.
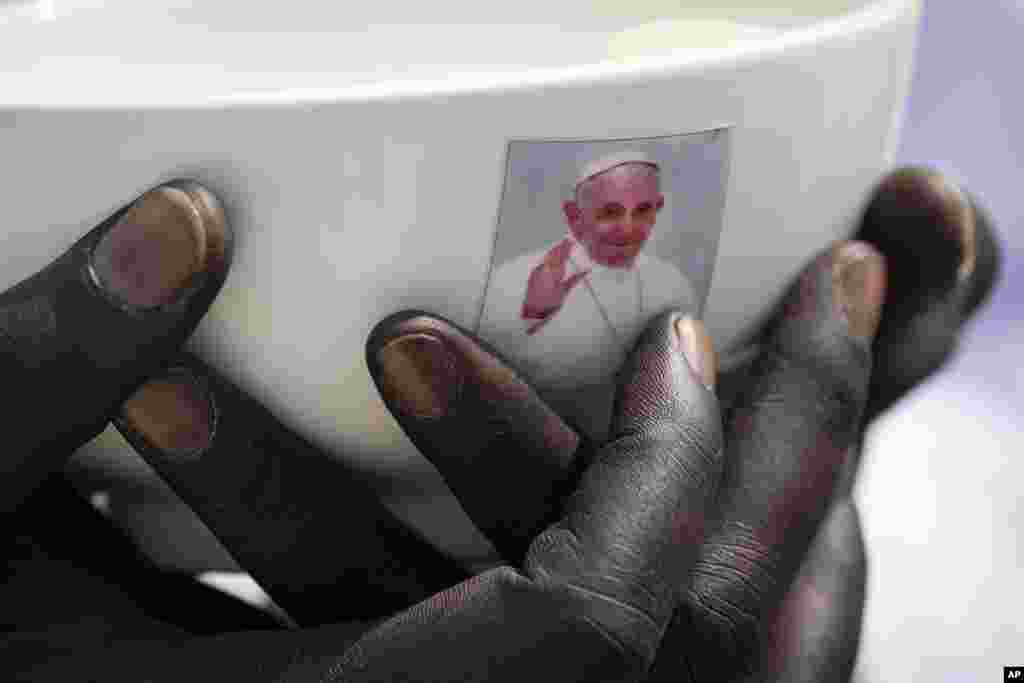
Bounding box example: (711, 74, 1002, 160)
(688, 588, 763, 672)
(686, 530, 781, 666)
(493, 566, 650, 676)
(524, 528, 664, 675)
(563, 583, 664, 675)
(571, 605, 658, 678)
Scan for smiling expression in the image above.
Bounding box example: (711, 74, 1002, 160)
(564, 163, 665, 269)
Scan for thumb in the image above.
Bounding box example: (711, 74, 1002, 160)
(524, 312, 723, 664)
(543, 237, 574, 271)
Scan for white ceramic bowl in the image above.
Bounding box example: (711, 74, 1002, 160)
(2, 0, 921, 564)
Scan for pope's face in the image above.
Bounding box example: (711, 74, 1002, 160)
(565, 164, 665, 269)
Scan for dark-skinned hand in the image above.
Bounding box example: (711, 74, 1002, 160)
(0, 168, 1000, 681)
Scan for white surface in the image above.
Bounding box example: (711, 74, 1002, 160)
(3, 0, 935, 632)
(2, 2, 920, 502)
(0, 2, 892, 105)
(0, 13, 776, 103)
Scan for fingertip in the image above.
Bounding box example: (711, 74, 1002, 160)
(960, 192, 1003, 319)
(366, 311, 460, 419)
(774, 239, 885, 358)
(857, 167, 971, 314)
(762, 241, 879, 435)
(366, 309, 438, 361)
(376, 332, 460, 420)
(367, 309, 583, 564)
(832, 240, 887, 343)
(612, 310, 722, 444)
(675, 315, 718, 393)
(117, 365, 216, 460)
(854, 179, 1002, 418)
(542, 240, 567, 268)
(89, 181, 231, 312)
(163, 179, 233, 277)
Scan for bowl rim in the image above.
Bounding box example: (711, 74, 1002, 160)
(2, 0, 917, 110)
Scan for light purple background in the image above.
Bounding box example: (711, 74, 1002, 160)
(854, 1, 1022, 680)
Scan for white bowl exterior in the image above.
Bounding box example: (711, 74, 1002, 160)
(0, 1, 919, 554)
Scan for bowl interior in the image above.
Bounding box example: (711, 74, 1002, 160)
(2, 0, 878, 104)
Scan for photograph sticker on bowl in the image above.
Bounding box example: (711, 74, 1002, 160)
(475, 128, 730, 440)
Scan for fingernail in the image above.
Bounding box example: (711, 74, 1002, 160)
(119, 370, 215, 459)
(868, 168, 976, 289)
(675, 316, 717, 392)
(936, 178, 978, 284)
(376, 333, 459, 419)
(907, 170, 978, 284)
(832, 242, 887, 341)
(91, 182, 228, 309)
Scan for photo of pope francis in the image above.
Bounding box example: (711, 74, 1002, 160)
(478, 150, 698, 435)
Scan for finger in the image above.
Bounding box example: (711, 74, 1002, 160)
(854, 167, 1004, 424)
(524, 311, 723, 667)
(563, 269, 591, 293)
(543, 237, 575, 270)
(681, 240, 884, 676)
(762, 499, 867, 683)
(109, 313, 720, 682)
(720, 168, 1004, 504)
(114, 351, 469, 627)
(522, 265, 565, 318)
(0, 180, 230, 515)
(367, 311, 586, 565)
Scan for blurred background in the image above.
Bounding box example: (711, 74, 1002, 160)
(854, 0, 1022, 680)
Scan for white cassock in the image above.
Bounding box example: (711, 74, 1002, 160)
(478, 234, 697, 440)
